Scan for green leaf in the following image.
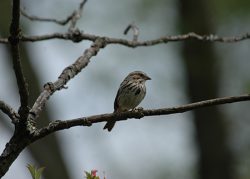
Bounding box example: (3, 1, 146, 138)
(84, 171, 93, 179)
(27, 164, 36, 179)
(26, 164, 45, 179)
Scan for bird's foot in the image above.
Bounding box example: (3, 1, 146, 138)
(133, 107, 143, 112)
(132, 107, 144, 119)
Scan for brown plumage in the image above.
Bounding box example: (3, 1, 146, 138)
(103, 71, 151, 131)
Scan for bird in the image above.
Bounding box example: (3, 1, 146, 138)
(103, 71, 151, 131)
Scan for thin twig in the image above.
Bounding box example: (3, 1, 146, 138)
(68, 0, 87, 32)
(33, 93, 250, 139)
(9, 0, 29, 120)
(0, 100, 19, 123)
(20, 0, 87, 29)
(124, 22, 139, 41)
(21, 9, 73, 25)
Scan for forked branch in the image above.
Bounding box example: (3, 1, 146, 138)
(28, 38, 106, 123)
(9, 0, 29, 120)
(21, 0, 87, 29)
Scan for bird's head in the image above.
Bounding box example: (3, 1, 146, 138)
(126, 71, 151, 83)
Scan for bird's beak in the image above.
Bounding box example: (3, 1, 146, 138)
(145, 75, 151, 80)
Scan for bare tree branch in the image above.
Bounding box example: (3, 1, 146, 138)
(0, 39, 105, 177)
(0, 100, 19, 124)
(68, 0, 87, 31)
(33, 93, 250, 140)
(21, 9, 73, 25)
(19, 31, 250, 45)
(20, 0, 88, 28)
(28, 38, 106, 124)
(1, 32, 250, 46)
(0, 38, 101, 178)
(9, 0, 29, 120)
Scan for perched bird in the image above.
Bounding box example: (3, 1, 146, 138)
(103, 71, 151, 131)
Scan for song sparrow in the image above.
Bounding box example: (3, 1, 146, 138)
(103, 71, 151, 131)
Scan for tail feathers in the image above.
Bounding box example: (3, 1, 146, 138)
(103, 120, 116, 132)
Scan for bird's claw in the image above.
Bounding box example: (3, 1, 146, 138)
(132, 107, 144, 119)
(133, 107, 143, 112)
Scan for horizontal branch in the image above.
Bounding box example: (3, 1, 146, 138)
(1, 31, 250, 46)
(20, 31, 250, 46)
(0, 100, 19, 123)
(33, 93, 250, 140)
(17, 0, 250, 46)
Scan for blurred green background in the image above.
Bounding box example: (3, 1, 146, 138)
(0, 0, 250, 179)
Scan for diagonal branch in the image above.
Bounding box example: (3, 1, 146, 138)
(9, 0, 29, 119)
(0, 100, 19, 123)
(33, 93, 250, 140)
(28, 38, 106, 124)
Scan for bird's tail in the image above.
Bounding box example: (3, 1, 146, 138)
(103, 120, 116, 132)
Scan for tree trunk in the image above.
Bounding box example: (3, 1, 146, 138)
(178, 0, 234, 179)
(0, 1, 70, 178)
